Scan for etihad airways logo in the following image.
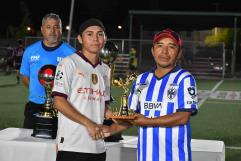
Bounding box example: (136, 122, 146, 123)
(77, 87, 105, 96)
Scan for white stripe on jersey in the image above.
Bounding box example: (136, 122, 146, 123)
(129, 66, 198, 161)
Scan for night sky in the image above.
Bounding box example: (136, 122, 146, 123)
(0, 0, 241, 38)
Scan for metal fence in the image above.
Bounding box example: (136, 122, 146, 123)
(22, 37, 227, 78)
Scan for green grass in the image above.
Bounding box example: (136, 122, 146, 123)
(196, 79, 220, 90)
(192, 99, 241, 147)
(0, 74, 27, 128)
(1, 73, 241, 160)
(217, 80, 241, 91)
(226, 149, 241, 161)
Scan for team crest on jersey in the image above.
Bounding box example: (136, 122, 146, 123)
(56, 70, 63, 80)
(188, 86, 196, 98)
(91, 74, 98, 85)
(167, 84, 178, 100)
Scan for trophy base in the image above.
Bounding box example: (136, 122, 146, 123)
(32, 113, 58, 139)
(32, 128, 56, 139)
(109, 115, 135, 120)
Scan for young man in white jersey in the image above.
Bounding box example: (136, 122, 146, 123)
(52, 18, 112, 161)
(105, 28, 198, 161)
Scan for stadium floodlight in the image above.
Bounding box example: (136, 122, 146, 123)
(118, 25, 122, 30)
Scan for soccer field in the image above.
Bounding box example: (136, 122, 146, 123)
(0, 73, 241, 160)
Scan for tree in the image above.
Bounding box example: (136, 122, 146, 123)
(7, 1, 33, 39)
(204, 28, 233, 49)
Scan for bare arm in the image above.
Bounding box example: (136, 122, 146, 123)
(21, 75, 29, 88)
(132, 111, 191, 127)
(102, 121, 132, 137)
(54, 96, 104, 140)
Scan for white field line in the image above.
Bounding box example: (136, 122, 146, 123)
(198, 80, 224, 108)
(226, 146, 241, 150)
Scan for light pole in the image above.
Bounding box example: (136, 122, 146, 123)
(67, 0, 75, 43)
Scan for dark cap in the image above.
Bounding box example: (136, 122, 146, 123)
(153, 28, 182, 47)
(78, 18, 105, 35)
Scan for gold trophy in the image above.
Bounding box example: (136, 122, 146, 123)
(31, 65, 58, 139)
(110, 72, 137, 119)
(100, 41, 137, 120)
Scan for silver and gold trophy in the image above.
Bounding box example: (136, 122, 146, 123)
(31, 65, 58, 139)
(100, 41, 137, 120)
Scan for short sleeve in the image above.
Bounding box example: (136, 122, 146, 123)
(52, 58, 72, 98)
(176, 75, 198, 115)
(20, 50, 30, 77)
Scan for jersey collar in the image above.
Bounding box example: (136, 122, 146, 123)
(76, 50, 102, 68)
(150, 65, 181, 80)
(41, 41, 63, 51)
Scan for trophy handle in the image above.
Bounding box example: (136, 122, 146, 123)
(110, 64, 124, 88)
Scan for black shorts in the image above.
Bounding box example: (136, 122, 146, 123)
(14, 57, 22, 69)
(56, 151, 106, 161)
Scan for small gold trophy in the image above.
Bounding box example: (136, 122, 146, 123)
(110, 72, 137, 119)
(100, 41, 137, 120)
(31, 65, 58, 139)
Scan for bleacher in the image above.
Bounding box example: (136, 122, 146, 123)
(113, 53, 130, 77)
(182, 43, 230, 79)
(185, 57, 224, 79)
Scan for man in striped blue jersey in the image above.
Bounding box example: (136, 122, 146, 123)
(105, 28, 198, 161)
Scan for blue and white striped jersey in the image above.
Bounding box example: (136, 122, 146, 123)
(129, 66, 198, 161)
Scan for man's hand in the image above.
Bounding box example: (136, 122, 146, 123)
(131, 113, 148, 126)
(86, 122, 105, 140)
(99, 125, 111, 138)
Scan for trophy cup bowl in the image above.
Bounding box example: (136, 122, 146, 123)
(100, 40, 118, 64)
(100, 41, 137, 120)
(31, 65, 58, 139)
